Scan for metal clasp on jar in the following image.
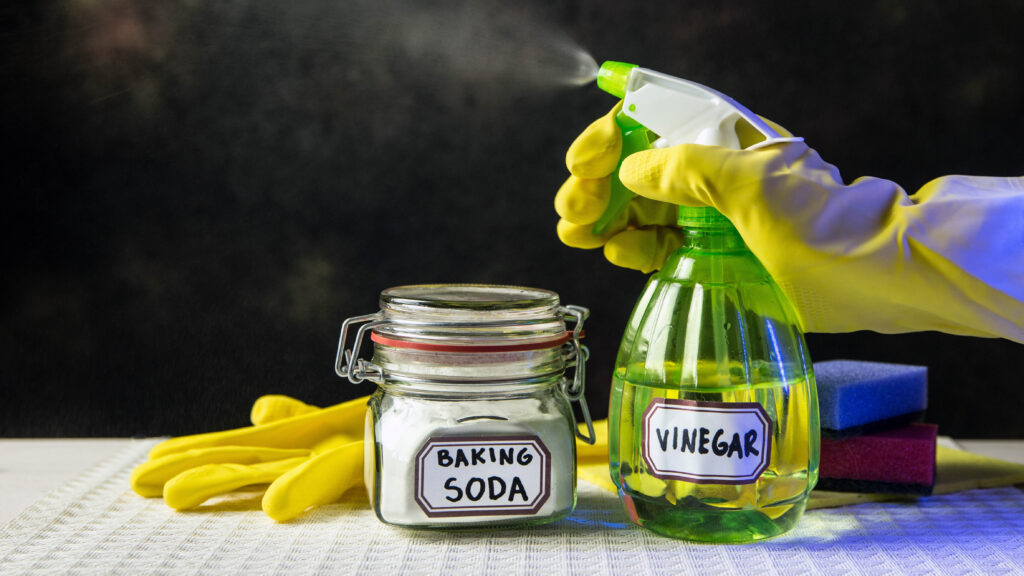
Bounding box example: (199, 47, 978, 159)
(560, 305, 595, 445)
(335, 305, 596, 444)
(334, 312, 386, 385)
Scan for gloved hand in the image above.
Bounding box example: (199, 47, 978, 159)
(556, 105, 1024, 342)
(556, 103, 786, 274)
(555, 102, 684, 274)
(130, 394, 368, 522)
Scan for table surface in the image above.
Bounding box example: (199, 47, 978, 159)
(2, 438, 1023, 575)
(1, 437, 1021, 526)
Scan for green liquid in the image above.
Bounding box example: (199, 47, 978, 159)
(613, 367, 817, 543)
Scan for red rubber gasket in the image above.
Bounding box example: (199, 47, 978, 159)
(370, 331, 575, 353)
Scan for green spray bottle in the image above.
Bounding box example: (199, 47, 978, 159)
(595, 62, 819, 543)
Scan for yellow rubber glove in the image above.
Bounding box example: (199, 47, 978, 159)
(576, 418, 608, 465)
(130, 394, 369, 521)
(556, 103, 683, 274)
(556, 104, 786, 274)
(575, 418, 613, 492)
(557, 108, 1024, 342)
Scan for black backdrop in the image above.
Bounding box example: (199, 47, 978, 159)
(3, 0, 1023, 438)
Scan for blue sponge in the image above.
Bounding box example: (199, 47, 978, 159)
(814, 360, 928, 438)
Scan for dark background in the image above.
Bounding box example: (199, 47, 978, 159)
(3, 0, 1023, 438)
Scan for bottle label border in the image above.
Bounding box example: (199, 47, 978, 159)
(640, 398, 773, 485)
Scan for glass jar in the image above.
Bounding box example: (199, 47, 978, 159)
(335, 284, 593, 528)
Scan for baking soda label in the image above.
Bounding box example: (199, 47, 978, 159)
(414, 435, 551, 517)
(642, 398, 772, 485)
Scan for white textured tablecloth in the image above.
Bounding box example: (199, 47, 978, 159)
(2, 440, 1023, 575)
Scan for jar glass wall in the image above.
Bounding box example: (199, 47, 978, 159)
(367, 378, 577, 527)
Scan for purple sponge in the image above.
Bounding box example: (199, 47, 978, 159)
(818, 422, 937, 495)
(815, 360, 928, 438)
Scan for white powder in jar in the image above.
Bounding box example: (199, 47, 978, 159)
(368, 394, 576, 526)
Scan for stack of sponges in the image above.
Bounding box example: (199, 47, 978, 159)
(815, 360, 936, 495)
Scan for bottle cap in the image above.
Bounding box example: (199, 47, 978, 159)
(677, 206, 735, 228)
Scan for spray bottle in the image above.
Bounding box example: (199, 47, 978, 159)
(594, 62, 819, 543)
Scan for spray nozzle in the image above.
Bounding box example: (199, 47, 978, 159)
(588, 62, 803, 233)
(596, 61, 636, 99)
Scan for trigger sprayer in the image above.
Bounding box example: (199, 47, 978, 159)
(591, 61, 802, 234)
(593, 62, 819, 544)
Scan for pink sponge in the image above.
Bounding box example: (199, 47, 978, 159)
(818, 422, 937, 495)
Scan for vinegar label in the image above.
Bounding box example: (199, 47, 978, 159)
(641, 398, 772, 484)
(414, 435, 551, 517)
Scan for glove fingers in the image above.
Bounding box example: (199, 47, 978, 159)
(604, 228, 686, 273)
(312, 433, 360, 454)
(263, 441, 364, 522)
(250, 395, 320, 426)
(554, 175, 611, 225)
(556, 218, 616, 250)
(163, 456, 308, 511)
(620, 142, 814, 217)
(149, 395, 369, 461)
(619, 145, 732, 208)
(130, 446, 310, 498)
(566, 102, 623, 179)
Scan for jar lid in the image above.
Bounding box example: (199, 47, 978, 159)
(372, 284, 568, 351)
(336, 284, 596, 445)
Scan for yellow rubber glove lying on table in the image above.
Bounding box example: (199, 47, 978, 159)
(133, 395, 615, 522)
(557, 105, 1024, 342)
(130, 395, 368, 522)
